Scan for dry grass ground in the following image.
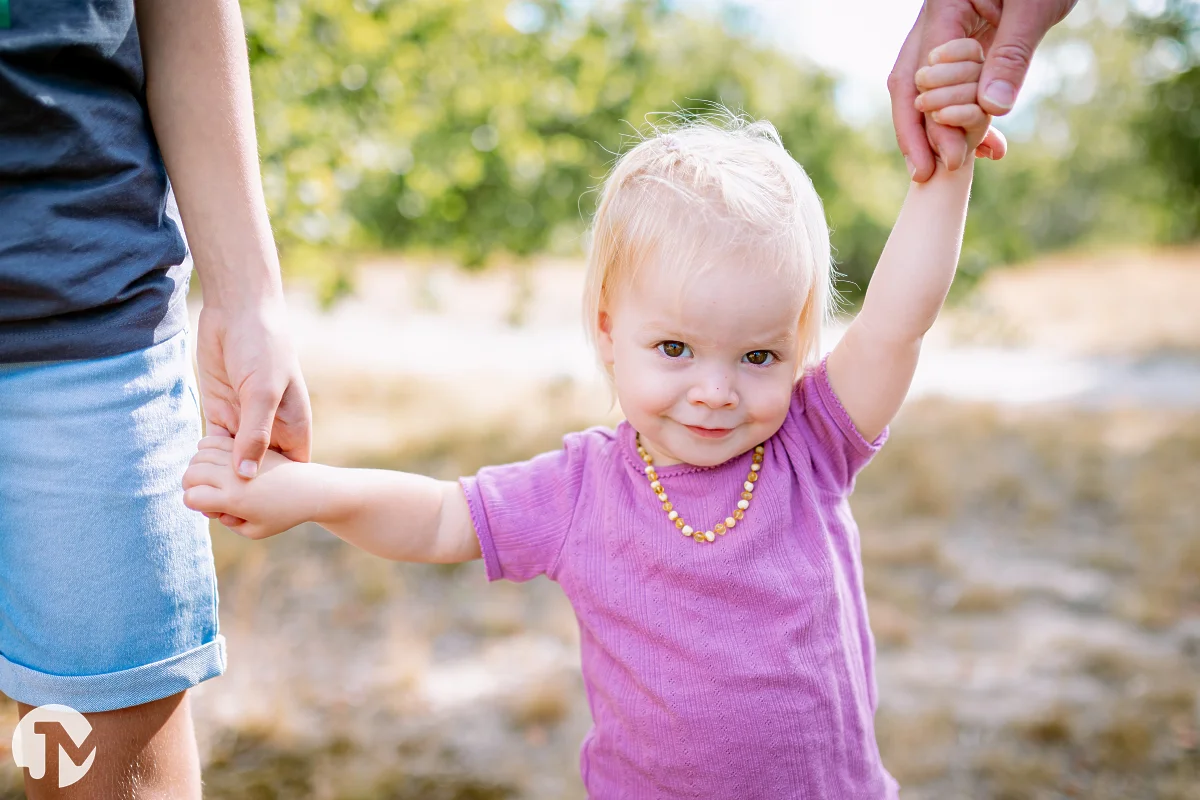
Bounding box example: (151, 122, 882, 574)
(1, 252, 1197, 798)
(943, 245, 1200, 356)
(862, 400, 1200, 799)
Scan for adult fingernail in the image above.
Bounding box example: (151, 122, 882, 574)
(983, 80, 1015, 110)
(238, 459, 258, 478)
(905, 156, 915, 178)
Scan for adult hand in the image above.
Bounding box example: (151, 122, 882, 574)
(890, 0, 1077, 182)
(196, 300, 312, 527)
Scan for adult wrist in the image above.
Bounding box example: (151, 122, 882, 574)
(198, 282, 288, 317)
(193, 250, 286, 313)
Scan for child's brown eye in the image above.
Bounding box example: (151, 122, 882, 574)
(744, 350, 773, 366)
(658, 341, 690, 358)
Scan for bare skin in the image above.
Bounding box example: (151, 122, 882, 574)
(18, 692, 200, 799)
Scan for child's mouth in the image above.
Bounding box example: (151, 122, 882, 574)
(685, 425, 734, 439)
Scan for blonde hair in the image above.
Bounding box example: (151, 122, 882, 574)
(582, 111, 835, 386)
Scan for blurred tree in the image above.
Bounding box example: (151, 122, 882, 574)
(242, 0, 1196, 308)
(958, 0, 1199, 285)
(241, 0, 904, 299)
(1134, 0, 1200, 238)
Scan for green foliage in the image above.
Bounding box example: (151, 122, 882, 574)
(1135, 0, 1200, 238)
(244, 0, 1198, 303)
(243, 0, 903, 294)
(956, 1, 1199, 281)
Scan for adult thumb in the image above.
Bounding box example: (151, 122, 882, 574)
(233, 381, 280, 478)
(978, 5, 1055, 116)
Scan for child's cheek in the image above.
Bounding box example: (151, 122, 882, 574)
(745, 370, 794, 430)
(616, 351, 678, 422)
(629, 359, 674, 413)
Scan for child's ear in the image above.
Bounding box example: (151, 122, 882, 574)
(597, 310, 615, 366)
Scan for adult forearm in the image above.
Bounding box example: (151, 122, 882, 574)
(136, 0, 282, 309)
(859, 158, 974, 345)
(316, 467, 479, 564)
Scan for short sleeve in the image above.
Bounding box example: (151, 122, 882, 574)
(458, 432, 588, 583)
(777, 354, 889, 494)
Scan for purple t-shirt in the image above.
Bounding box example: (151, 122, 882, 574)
(460, 358, 899, 799)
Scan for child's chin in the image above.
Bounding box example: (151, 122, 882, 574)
(675, 439, 744, 467)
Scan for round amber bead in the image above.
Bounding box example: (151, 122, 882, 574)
(662, 501, 672, 512)
(741, 491, 753, 501)
(693, 532, 706, 543)
(733, 509, 745, 520)
(714, 523, 726, 535)
(747, 471, 758, 482)
(675, 519, 685, 529)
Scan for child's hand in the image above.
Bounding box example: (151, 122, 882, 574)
(913, 38, 1008, 162)
(183, 437, 325, 540)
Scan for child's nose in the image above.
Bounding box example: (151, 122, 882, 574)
(687, 373, 738, 409)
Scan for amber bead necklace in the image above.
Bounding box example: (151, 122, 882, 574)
(635, 432, 764, 544)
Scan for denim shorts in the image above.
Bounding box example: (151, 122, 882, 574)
(0, 327, 226, 713)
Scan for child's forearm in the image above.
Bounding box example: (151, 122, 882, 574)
(314, 466, 480, 563)
(858, 157, 974, 344)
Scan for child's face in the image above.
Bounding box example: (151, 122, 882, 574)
(598, 254, 804, 467)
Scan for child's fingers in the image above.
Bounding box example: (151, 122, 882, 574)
(915, 83, 980, 113)
(977, 127, 1008, 160)
(182, 462, 229, 491)
(931, 104, 989, 130)
(197, 436, 235, 452)
(915, 61, 983, 92)
(183, 484, 230, 516)
(928, 38, 985, 66)
(189, 448, 231, 468)
(224, 519, 273, 541)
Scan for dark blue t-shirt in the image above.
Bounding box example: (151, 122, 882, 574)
(0, 0, 190, 363)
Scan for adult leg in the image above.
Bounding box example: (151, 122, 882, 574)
(18, 691, 200, 799)
(0, 329, 224, 794)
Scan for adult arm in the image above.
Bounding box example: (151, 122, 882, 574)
(136, 0, 312, 492)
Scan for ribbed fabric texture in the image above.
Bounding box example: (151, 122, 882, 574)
(460, 358, 898, 799)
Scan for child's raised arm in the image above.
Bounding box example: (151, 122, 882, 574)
(826, 38, 1005, 442)
(183, 438, 482, 563)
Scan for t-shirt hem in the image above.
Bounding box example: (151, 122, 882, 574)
(0, 281, 190, 363)
(458, 476, 503, 582)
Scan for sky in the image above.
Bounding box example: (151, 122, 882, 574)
(708, 0, 1069, 126)
(736, 0, 926, 123)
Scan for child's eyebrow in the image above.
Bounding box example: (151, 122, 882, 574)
(640, 324, 795, 348)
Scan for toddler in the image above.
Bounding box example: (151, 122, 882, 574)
(184, 39, 1005, 798)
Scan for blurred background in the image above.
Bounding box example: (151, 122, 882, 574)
(3, 0, 1199, 797)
